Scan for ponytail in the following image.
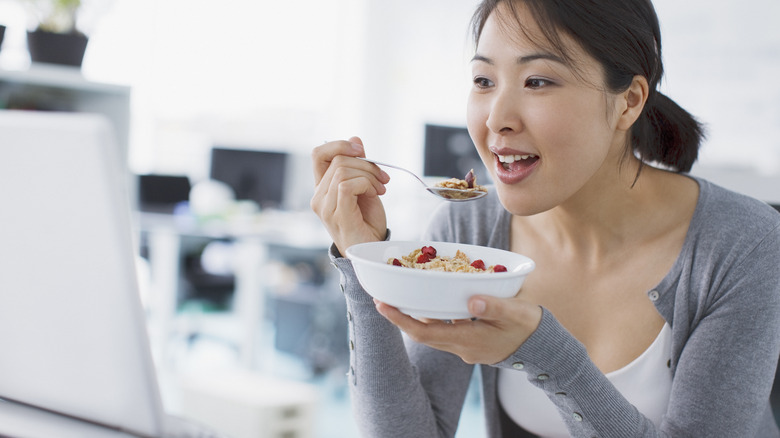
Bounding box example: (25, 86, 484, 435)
(632, 92, 706, 173)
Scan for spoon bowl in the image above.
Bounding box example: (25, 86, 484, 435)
(357, 157, 487, 202)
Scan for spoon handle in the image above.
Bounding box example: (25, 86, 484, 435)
(356, 157, 428, 188)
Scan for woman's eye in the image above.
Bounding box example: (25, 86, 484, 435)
(473, 76, 493, 89)
(525, 77, 551, 89)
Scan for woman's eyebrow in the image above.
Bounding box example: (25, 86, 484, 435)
(518, 53, 565, 65)
(470, 52, 565, 65)
(471, 54, 493, 64)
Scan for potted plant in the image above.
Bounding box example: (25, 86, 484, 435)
(25, 0, 89, 67)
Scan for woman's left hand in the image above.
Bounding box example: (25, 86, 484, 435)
(375, 295, 543, 365)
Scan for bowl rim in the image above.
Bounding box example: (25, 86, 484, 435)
(345, 240, 535, 278)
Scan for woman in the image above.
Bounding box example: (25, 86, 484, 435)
(310, 0, 780, 436)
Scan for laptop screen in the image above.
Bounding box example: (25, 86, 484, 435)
(0, 111, 165, 437)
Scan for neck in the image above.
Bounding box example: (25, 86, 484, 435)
(521, 162, 677, 264)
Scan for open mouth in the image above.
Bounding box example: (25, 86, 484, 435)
(491, 152, 540, 185)
(497, 153, 539, 171)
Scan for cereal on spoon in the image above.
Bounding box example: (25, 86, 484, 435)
(435, 169, 487, 200)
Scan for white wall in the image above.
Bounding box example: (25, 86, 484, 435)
(3, 0, 778, 208)
(355, 0, 480, 167)
(654, 0, 780, 174)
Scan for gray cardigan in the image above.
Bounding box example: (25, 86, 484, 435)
(330, 177, 780, 437)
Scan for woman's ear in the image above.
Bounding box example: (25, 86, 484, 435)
(616, 75, 649, 131)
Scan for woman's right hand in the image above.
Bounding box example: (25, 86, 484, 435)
(311, 137, 391, 256)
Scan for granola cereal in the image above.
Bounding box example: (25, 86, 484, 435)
(388, 245, 507, 273)
(435, 169, 487, 199)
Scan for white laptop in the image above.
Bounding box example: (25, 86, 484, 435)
(0, 111, 221, 438)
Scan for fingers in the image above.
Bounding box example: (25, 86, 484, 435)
(375, 296, 543, 365)
(374, 300, 456, 344)
(310, 137, 391, 253)
(316, 155, 389, 201)
(312, 137, 369, 184)
(312, 138, 361, 184)
(310, 155, 388, 232)
(311, 137, 390, 200)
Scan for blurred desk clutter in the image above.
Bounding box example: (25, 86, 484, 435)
(136, 192, 340, 374)
(135, 193, 345, 437)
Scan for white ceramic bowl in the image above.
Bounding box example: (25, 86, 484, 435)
(346, 240, 535, 319)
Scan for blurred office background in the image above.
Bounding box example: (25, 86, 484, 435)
(1, 0, 779, 437)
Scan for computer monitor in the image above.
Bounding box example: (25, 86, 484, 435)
(423, 123, 492, 184)
(209, 147, 289, 210)
(137, 174, 191, 213)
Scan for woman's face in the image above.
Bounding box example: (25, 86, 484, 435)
(467, 3, 628, 216)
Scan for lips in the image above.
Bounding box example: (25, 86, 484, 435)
(490, 147, 540, 185)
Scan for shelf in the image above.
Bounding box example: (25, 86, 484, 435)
(0, 63, 130, 95)
(0, 63, 132, 166)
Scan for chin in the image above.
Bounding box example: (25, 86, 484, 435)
(494, 184, 554, 217)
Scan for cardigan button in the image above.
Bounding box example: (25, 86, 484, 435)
(512, 362, 524, 370)
(648, 290, 660, 301)
(573, 412, 583, 422)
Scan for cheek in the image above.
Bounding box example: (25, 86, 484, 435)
(466, 94, 485, 139)
(466, 96, 493, 162)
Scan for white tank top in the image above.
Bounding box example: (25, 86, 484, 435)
(498, 323, 673, 437)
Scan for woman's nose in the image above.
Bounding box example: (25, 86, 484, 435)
(485, 89, 522, 134)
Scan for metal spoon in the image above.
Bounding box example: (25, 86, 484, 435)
(357, 157, 487, 201)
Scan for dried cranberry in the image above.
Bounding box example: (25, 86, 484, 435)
(392, 258, 403, 266)
(421, 246, 437, 257)
(470, 259, 486, 270)
(416, 253, 433, 263)
(493, 265, 507, 272)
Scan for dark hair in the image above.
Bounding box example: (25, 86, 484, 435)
(471, 0, 705, 173)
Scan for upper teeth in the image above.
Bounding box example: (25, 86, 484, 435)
(498, 154, 538, 163)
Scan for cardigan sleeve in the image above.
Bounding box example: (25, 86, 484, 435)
(328, 204, 477, 438)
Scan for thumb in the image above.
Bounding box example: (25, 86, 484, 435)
(348, 136, 365, 156)
(468, 295, 503, 319)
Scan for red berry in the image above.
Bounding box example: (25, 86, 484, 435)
(416, 253, 432, 263)
(421, 246, 437, 257)
(470, 259, 486, 270)
(392, 258, 402, 266)
(493, 264, 507, 272)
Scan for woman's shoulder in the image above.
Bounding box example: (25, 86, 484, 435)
(686, 176, 780, 267)
(693, 176, 780, 234)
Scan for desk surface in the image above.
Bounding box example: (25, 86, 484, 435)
(136, 210, 332, 251)
(0, 398, 137, 438)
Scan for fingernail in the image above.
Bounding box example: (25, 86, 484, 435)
(470, 298, 486, 315)
(350, 142, 364, 153)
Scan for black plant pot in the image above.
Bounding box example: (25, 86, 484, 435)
(27, 29, 89, 67)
